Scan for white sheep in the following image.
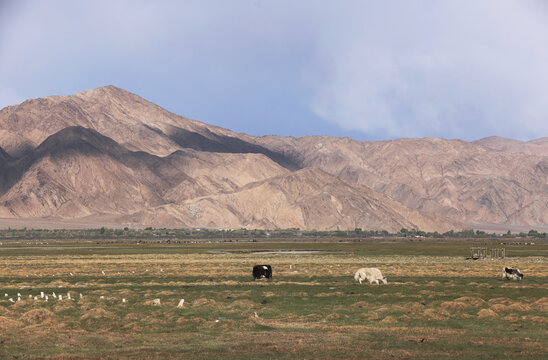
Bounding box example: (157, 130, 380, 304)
(354, 268, 387, 285)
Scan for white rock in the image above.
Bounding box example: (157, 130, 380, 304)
(59, 295, 63, 300)
(152, 298, 161, 306)
(177, 299, 185, 308)
(40, 291, 44, 299)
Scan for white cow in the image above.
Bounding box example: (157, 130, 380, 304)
(354, 268, 387, 285)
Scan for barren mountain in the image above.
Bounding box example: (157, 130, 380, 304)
(473, 136, 548, 157)
(1, 85, 547, 231)
(120, 168, 458, 232)
(254, 136, 548, 228)
(0, 86, 297, 169)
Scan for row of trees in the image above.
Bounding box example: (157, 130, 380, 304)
(0, 226, 545, 240)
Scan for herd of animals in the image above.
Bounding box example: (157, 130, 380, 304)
(253, 265, 525, 283)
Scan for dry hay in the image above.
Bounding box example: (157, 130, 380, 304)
(380, 316, 397, 324)
(524, 315, 548, 324)
(360, 312, 380, 320)
(192, 298, 217, 307)
(225, 299, 255, 310)
(423, 308, 448, 320)
(477, 309, 498, 318)
(124, 313, 140, 321)
(46, 280, 72, 287)
(506, 303, 531, 312)
(21, 308, 55, 322)
(534, 297, 548, 311)
(440, 301, 469, 310)
(315, 292, 342, 297)
(53, 301, 76, 312)
(502, 314, 519, 321)
(80, 307, 115, 320)
(487, 297, 513, 305)
(176, 316, 206, 325)
(0, 316, 22, 331)
(10, 299, 33, 309)
(453, 297, 485, 306)
(156, 290, 176, 296)
(324, 313, 346, 321)
(490, 304, 508, 312)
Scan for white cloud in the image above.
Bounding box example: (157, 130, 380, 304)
(308, 1, 548, 140)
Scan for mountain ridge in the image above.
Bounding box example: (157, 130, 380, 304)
(1, 86, 546, 231)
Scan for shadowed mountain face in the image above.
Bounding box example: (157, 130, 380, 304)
(0, 86, 546, 231)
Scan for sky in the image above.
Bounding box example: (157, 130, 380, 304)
(1, 0, 547, 141)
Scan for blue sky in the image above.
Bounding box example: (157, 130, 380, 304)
(1, 0, 547, 141)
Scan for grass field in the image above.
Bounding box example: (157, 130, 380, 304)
(0, 240, 547, 359)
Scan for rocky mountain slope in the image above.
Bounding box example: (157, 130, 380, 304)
(1, 86, 546, 231)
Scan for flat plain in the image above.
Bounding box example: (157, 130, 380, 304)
(0, 240, 547, 359)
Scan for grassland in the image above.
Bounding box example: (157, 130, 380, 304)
(0, 240, 547, 359)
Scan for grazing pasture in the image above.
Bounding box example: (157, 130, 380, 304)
(0, 240, 547, 359)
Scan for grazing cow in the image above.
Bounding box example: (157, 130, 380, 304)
(501, 267, 523, 281)
(253, 265, 272, 280)
(354, 268, 387, 285)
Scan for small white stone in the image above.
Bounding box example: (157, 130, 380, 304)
(101, 271, 106, 275)
(34, 296, 38, 300)
(40, 291, 44, 298)
(152, 298, 161, 306)
(177, 299, 185, 308)
(70, 272, 73, 276)
(59, 295, 63, 301)
(80, 293, 83, 299)
(100, 296, 105, 299)
(122, 298, 126, 303)
(9, 298, 14, 303)
(45, 296, 49, 302)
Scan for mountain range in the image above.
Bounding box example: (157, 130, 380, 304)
(1, 86, 547, 232)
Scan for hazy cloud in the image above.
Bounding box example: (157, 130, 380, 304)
(308, 1, 548, 140)
(1, 1, 547, 140)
